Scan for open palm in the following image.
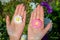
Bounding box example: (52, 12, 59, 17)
(6, 4, 26, 39)
(28, 5, 51, 40)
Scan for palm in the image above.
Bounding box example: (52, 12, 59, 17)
(6, 4, 26, 38)
(28, 5, 51, 40)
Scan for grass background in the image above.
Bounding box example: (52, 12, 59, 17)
(0, 0, 60, 40)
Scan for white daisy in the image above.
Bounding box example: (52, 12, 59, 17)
(21, 34, 27, 40)
(29, 2, 38, 10)
(14, 15, 22, 24)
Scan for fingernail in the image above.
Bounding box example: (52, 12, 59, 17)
(50, 20, 52, 23)
(7, 16, 9, 19)
(38, 5, 40, 7)
(21, 4, 24, 6)
(50, 20, 52, 27)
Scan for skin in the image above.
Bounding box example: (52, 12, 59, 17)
(6, 4, 52, 40)
(28, 5, 52, 40)
(6, 4, 26, 40)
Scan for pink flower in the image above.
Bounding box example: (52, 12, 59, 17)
(32, 19, 42, 29)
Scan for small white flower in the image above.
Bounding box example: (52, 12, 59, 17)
(21, 34, 27, 40)
(29, 2, 36, 9)
(29, 2, 38, 10)
(0, 0, 10, 5)
(14, 15, 22, 24)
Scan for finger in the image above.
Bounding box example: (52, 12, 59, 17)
(36, 5, 40, 19)
(18, 4, 23, 16)
(43, 22, 52, 34)
(14, 4, 20, 16)
(6, 15, 10, 27)
(39, 5, 44, 29)
(33, 8, 37, 20)
(21, 5, 25, 17)
(30, 12, 34, 23)
(30, 8, 37, 23)
(39, 5, 44, 22)
(23, 11, 26, 23)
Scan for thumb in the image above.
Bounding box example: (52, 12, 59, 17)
(6, 15, 10, 27)
(43, 21, 52, 35)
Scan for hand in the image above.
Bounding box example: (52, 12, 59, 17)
(6, 4, 26, 40)
(28, 5, 52, 40)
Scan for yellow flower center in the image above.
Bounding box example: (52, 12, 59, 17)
(16, 17, 20, 21)
(35, 22, 39, 26)
(21, 38, 25, 40)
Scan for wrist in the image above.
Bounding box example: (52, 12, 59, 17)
(28, 39, 41, 40)
(9, 36, 20, 40)
(28, 37, 41, 40)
